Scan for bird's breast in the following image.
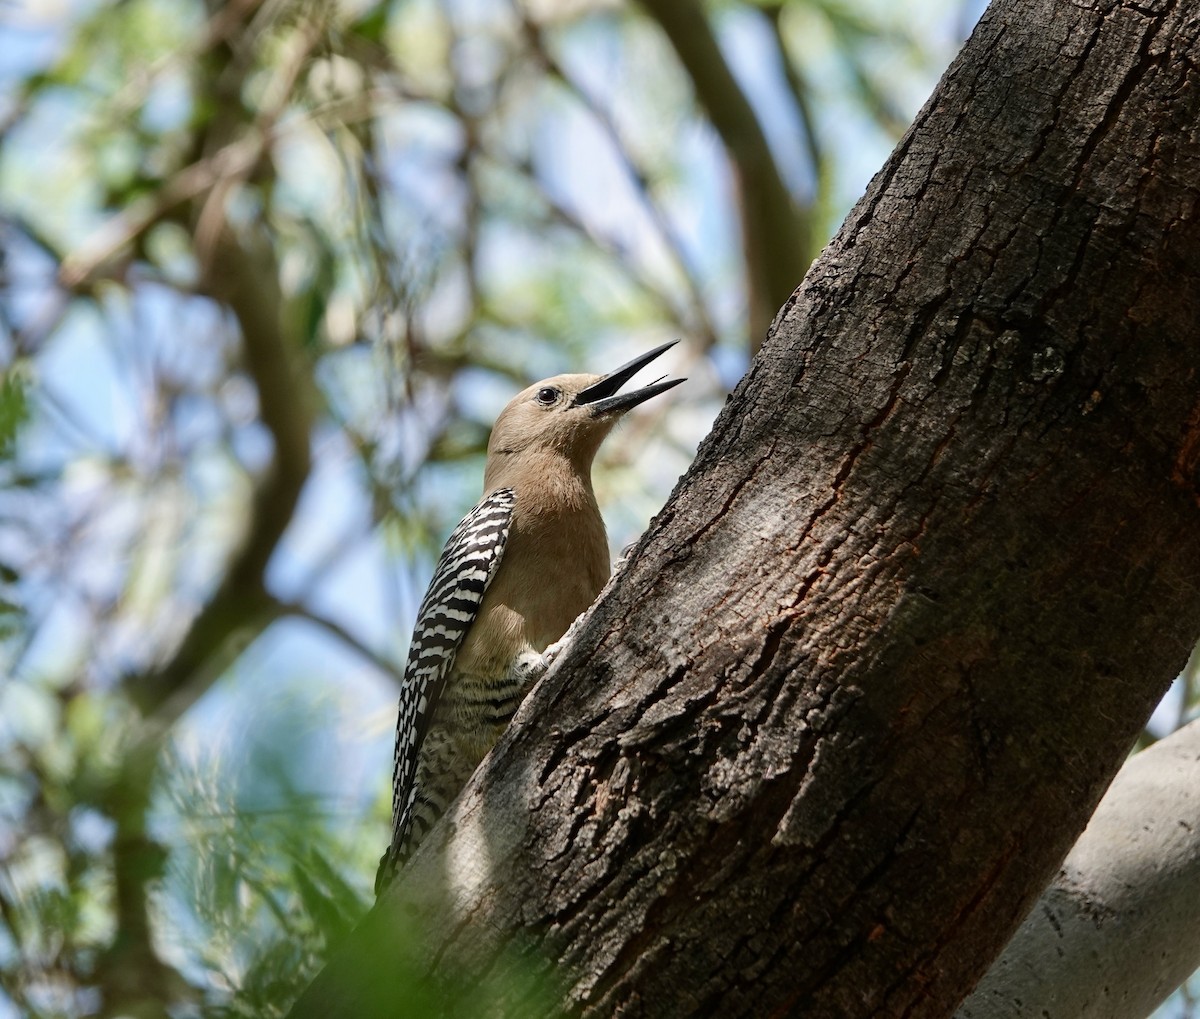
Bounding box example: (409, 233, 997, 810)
(456, 496, 609, 677)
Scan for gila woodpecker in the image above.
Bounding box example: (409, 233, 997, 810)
(376, 342, 683, 895)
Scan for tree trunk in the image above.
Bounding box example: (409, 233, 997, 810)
(289, 0, 1200, 1015)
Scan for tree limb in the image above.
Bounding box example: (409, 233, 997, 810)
(959, 717, 1200, 1019)
(637, 0, 813, 347)
(98, 219, 313, 1012)
(274, 597, 405, 690)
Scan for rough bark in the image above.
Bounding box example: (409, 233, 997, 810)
(290, 0, 1200, 1015)
(959, 716, 1200, 1019)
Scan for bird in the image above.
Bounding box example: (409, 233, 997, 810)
(376, 342, 684, 895)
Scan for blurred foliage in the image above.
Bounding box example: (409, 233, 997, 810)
(0, 0, 1056, 1015)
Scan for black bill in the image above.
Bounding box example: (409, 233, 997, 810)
(575, 340, 685, 416)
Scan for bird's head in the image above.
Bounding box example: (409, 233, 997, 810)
(485, 341, 684, 479)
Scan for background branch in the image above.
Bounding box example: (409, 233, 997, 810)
(638, 0, 812, 348)
(959, 717, 1200, 1019)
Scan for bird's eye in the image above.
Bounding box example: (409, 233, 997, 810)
(535, 386, 560, 406)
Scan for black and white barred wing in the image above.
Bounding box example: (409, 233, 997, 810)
(388, 487, 515, 851)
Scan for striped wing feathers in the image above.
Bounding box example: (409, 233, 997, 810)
(389, 487, 515, 844)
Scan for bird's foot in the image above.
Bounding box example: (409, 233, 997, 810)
(541, 609, 592, 671)
(611, 540, 638, 576)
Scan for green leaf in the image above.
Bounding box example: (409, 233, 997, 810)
(351, 3, 390, 45)
(0, 368, 29, 459)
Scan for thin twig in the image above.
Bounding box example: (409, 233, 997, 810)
(636, 0, 813, 348)
(58, 133, 265, 289)
(763, 4, 822, 194)
(274, 596, 406, 691)
(519, 11, 721, 351)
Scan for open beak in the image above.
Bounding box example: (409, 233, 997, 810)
(574, 340, 685, 416)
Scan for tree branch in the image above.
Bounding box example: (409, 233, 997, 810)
(638, 0, 813, 348)
(521, 12, 722, 351)
(274, 597, 405, 690)
(97, 217, 314, 1014)
(959, 718, 1200, 1019)
(122, 221, 313, 725)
